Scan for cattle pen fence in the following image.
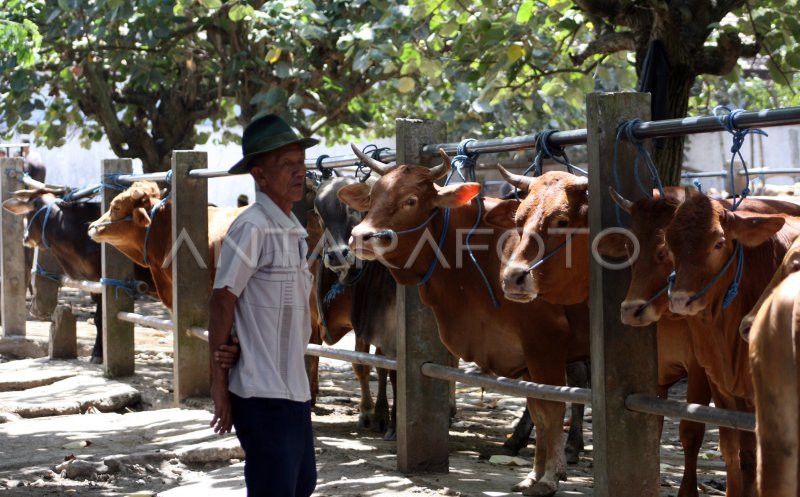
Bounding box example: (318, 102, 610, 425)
(1, 93, 799, 496)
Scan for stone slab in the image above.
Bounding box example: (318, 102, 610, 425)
(0, 374, 140, 417)
(0, 358, 78, 392)
(0, 408, 234, 477)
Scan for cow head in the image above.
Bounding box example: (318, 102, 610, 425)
(484, 166, 589, 304)
(313, 176, 365, 273)
(665, 189, 785, 316)
(2, 188, 63, 247)
(337, 144, 480, 270)
(87, 181, 162, 246)
(605, 187, 686, 326)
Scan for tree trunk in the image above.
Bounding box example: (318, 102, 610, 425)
(653, 63, 694, 186)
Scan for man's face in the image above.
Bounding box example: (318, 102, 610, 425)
(250, 144, 306, 206)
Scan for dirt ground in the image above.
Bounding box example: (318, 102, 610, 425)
(0, 289, 730, 496)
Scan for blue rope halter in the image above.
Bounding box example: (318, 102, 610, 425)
(143, 193, 172, 265)
(27, 198, 63, 249)
(668, 242, 744, 310)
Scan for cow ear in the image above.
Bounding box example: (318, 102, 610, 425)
(337, 183, 371, 212)
(483, 199, 519, 229)
(435, 182, 481, 208)
(729, 213, 785, 247)
(2, 198, 34, 215)
(132, 207, 152, 228)
(595, 232, 630, 258)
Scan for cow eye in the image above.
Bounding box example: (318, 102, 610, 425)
(714, 239, 725, 250)
(656, 247, 667, 262)
(557, 219, 569, 228)
(403, 196, 417, 207)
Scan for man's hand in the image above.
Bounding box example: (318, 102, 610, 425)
(214, 335, 240, 369)
(210, 382, 233, 434)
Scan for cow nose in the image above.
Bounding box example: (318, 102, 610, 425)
(502, 265, 537, 301)
(620, 300, 648, 326)
(669, 292, 693, 315)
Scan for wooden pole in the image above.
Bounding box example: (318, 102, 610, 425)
(1, 158, 28, 336)
(101, 159, 136, 376)
(394, 118, 451, 473)
(171, 151, 211, 401)
(587, 92, 660, 496)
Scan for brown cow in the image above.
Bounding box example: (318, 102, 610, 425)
(748, 270, 800, 497)
(338, 145, 590, 497)
(485, 174, 711, 497)
(606, 188, 800, 497)
(740, 234, 800, 340)
(86, 181, 243, 311)
(665, 190, 800, 497)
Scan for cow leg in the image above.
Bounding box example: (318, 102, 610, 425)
(373, 364, 390, 435)
(512, 396, 565, 497)
(739, 430, 757, 497)
(564, 360, 589, 465)
(90, 298, 103, 364)
(675, 361, 710, 497)
(500, 407, 534, 456)
(353, 337, 375, 430)
(384, 368, 397, 441)
(718, 426, 743, 497)
(305, 324, 322, 406)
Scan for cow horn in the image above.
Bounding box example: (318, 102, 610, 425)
(496, 164, 534, 192)
(131, 188, 145, 200)
(20, 175, 68, 195)
(608, 186, 633, 213)
(351, 143, 393, 176)
(428, 149, 450, 180)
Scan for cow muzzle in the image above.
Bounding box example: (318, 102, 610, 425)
(324, 246, 356, 271)
(620, 300, 659, 326)
(668, 291, 702, 316)
(501, 265, 538, 302)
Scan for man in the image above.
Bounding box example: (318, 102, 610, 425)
(209, 113, 318, 497)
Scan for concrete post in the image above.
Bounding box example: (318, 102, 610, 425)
(394, 118, 451, 473)
(49, 305, 77, 359)
(586, 92, 660, 496)
(101, 159, 136, 376)
(30, 248, 61, 320)
(1, 158, 28, 336)
(171, 151, 210, 401)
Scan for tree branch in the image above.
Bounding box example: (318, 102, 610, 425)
(571, 31, 636, 65)
(694, 32, 757, 75)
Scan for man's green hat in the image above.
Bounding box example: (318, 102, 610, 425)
(228, 113, 319, 174)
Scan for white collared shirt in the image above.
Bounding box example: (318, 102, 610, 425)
(213, 191, 313, 402)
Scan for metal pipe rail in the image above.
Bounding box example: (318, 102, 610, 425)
(61, 277, 103, 294)
(626, 393, 755, 432)
(681, 170, 728, 179)
(116, 311, 174, 332)
(305, 344, 398, 370)
(114, 149, 399, 184)
(421, 362, 591, 405)
(740, 167, 800, 176)
(422, 106, 800, 156)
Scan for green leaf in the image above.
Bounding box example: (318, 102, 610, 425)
(516, 0, 534, 24)
(229, 4, 255, 21)
(198, 0, 222, 9)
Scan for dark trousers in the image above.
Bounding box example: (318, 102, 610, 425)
(231, 394, 317, 497)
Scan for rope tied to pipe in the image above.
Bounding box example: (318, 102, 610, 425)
(32, 264, 63, 284)
(612, 118, 666, 226)
(713, 105, 767, 211)
(523, 130, 588, 179)
(100, 277, 148, 300)
(441, 139, 498, 307)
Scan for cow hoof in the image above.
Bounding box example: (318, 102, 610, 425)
(521, 480, 557, 497)
(90, 356, 103, 365)
(383, 428, 396, 441)
(357, 413, 371, 430)
(511, 476, 537, 493)
(565, 445, 580, 465)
